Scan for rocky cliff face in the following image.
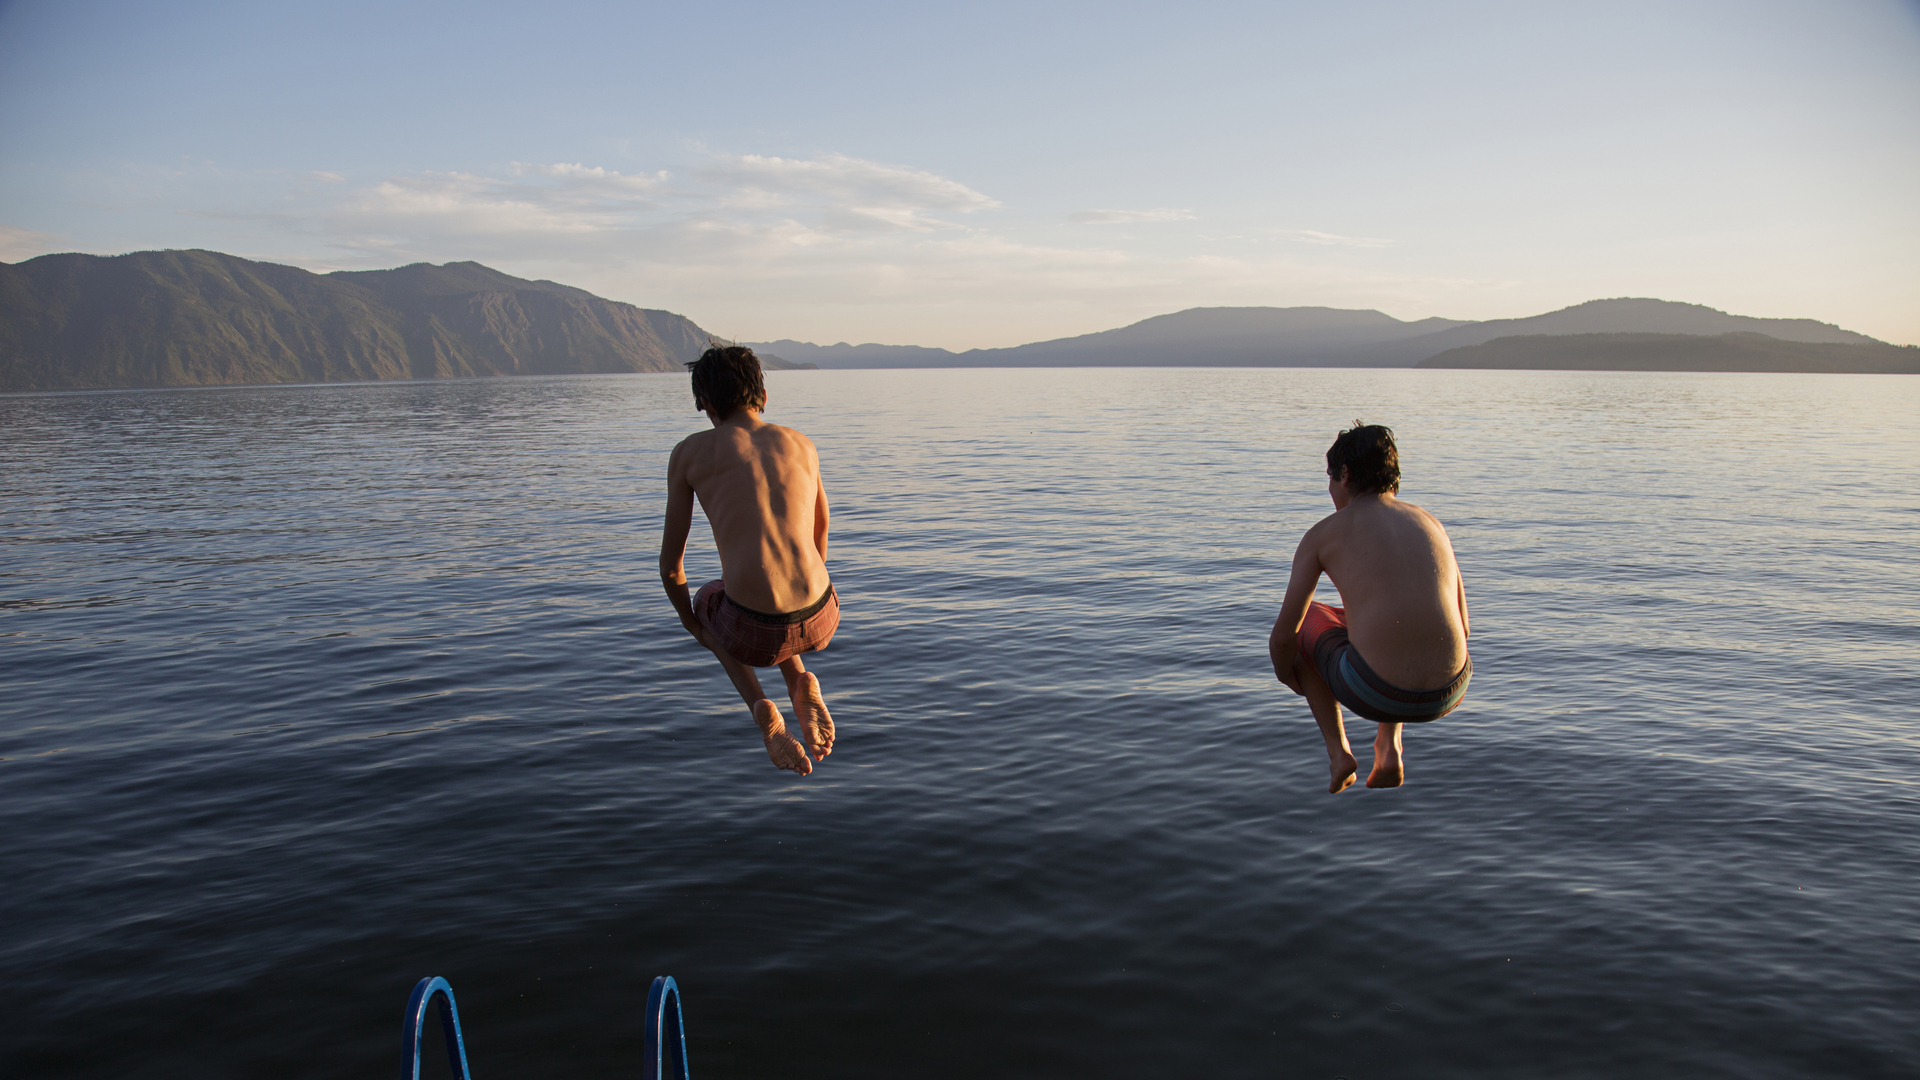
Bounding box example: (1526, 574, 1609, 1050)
(369, 286, 704, 380)
(0, 250, 776, 391)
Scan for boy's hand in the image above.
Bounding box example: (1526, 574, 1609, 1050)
(1270, 624, 1302, 692)
(1276, 659, 1303, 695)
(660, 569, 708, 648)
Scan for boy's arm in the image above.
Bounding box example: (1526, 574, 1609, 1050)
(1435, 519, 1469, 638)
(1269, 526, 1325, 692)
(659, 443, 706, 645)
(812, 472, 829, 559)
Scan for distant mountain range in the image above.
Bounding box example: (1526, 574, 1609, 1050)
(1421, 332, 1919, 374)
(751, 298, 1891, 371)
(0, 249, 809, 392)
(3, 249, 1906, 391)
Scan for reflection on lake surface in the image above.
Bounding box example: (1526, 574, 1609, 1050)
(3, 368, 1918, 1079)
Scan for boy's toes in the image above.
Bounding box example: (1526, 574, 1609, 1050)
(794, 673, 836, 760)
(765, 731, 812, 775)
(754, 700, 813, 775)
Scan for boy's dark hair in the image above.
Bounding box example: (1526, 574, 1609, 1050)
(686, 345, 766, 419)
(1326, 421, 1400, 494)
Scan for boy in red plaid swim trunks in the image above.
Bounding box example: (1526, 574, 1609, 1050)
(661, 346, 839, 775)
(1269, 423, 1472, 793)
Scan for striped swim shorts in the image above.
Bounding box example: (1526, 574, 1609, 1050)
(1300, 601, 1470, 724)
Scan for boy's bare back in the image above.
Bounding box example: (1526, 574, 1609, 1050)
(1293, 495, 1468, 689)
(665, 417, 829, 614)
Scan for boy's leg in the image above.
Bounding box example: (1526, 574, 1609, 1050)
(1367, 722, 1404, 789)
(703, 638, 812, 775)
(1291, 655, 1358, 794)
(777, 655, 835, 762)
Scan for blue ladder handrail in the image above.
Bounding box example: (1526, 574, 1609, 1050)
(644, 975, 691, 1080)
(401, 976, 472, 1080)
(398, 973, 689, 1080)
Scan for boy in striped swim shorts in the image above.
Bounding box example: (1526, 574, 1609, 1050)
(661, 346, 839, 775)
(1269, 423, 1472, 792)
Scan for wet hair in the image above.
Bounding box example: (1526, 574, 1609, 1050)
(686, 345, 766, 419)
(1326, 421, 1400, 495)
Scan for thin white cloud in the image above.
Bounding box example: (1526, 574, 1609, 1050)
(509, 161, 669, 198)
(335, 164, 671, 241)
(823, 206, 966, 233)
(354, 174, 607, 234)
(700, 153, 999, 215)
(286, 152, 1003, 261)
(165, 153, 1485, 347)
(1068, 208, 1195, 224)
(1287, 229, 1393, 248)
(0, 223, 61, 262)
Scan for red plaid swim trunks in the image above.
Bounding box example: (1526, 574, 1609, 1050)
(693, 580, 840, 667)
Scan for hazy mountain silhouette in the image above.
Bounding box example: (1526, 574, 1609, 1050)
(1419, 332, 1920, 374)
(0, 250, 806, 391)
(5, 250, 1896, 388)
(753, 298, 1888, 371)
(748, 339, 961, 369)
(977, 306, 1472, 367)
(755, 307, 1469, 369)
(1369, 298, 1878, 367)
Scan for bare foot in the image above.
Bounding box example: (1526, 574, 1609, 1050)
(754, 700, 812, 775)
(1329, 749, 1358, 794)
(1366, 726, 1404, 788)
(791, 672, 835, 762)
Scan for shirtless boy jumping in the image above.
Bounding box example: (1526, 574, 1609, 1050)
(1270, 423, 1471, 793)
(661, 346, 838, 775)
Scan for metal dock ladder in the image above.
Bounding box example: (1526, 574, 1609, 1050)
(401, 973, 690, 1079)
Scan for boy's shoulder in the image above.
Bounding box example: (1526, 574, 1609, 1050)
(668, 426, 719, 460)
(1388, 497, 1446, 532)
(1307, 497, 1443, 542)
(1306, 503, 1356, 536)
(757, 419, 815, 443)
(671, 422, 816, 466)
(752, 422, 821, 462)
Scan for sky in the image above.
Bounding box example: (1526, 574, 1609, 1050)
(1, 0, 1916, 348)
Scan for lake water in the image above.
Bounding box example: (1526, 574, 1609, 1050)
(3, 368, 1918, 1079)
